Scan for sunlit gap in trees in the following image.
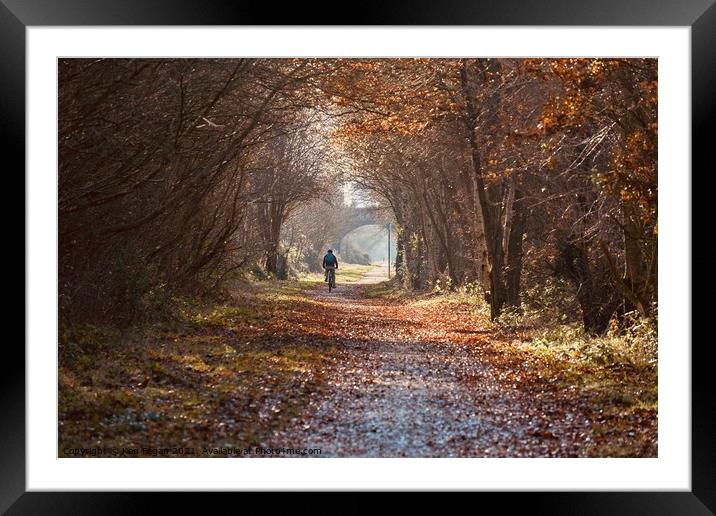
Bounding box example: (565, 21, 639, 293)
(335, 182, 395, 265)
(341, 224, 396, 264)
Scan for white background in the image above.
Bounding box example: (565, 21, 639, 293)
(27, 27, 691, 490)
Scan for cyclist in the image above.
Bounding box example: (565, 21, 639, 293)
(322, 249, 338, 285)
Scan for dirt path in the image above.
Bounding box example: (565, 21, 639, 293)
(352, 262, 391, 284)
(263, 265, 597, 457)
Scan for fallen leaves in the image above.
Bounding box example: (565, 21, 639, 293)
(59, 272, 656, 458)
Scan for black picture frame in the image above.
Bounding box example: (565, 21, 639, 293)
(5, 0, 709, 512)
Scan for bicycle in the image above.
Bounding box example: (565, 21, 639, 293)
(325, 266, 336, 292)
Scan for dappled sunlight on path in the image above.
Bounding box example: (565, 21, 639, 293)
(264, 265, 599, 457)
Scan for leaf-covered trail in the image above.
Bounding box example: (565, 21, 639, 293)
(263, 265, 600, 457)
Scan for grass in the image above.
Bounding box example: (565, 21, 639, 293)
(511, 318, 658, 413)
(495, 303, 657, 456)
(58, 278, 340, 457)
(297, 262, 373, 284)
(335, 263, 373, 282)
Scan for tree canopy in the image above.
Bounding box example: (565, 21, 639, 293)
(59, 57, 657, 335)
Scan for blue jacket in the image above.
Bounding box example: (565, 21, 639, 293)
(322, 253, 338, 268)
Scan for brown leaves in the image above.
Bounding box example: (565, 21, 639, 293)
(59, 272, 656, 458)
(58, 281, 336, 457)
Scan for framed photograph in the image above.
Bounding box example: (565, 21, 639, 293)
(8, 0, 708, 512)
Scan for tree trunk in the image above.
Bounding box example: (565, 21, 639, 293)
(599, 239, 649, 319)
(395, 225, 406, 283)
(459, 58, 510, 318)
(276, 252, 288, 280)
(262, 201, 285, 276)
(557, 239, 618, 336)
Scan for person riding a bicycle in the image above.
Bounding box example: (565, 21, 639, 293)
(322, 249, 338, 285)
